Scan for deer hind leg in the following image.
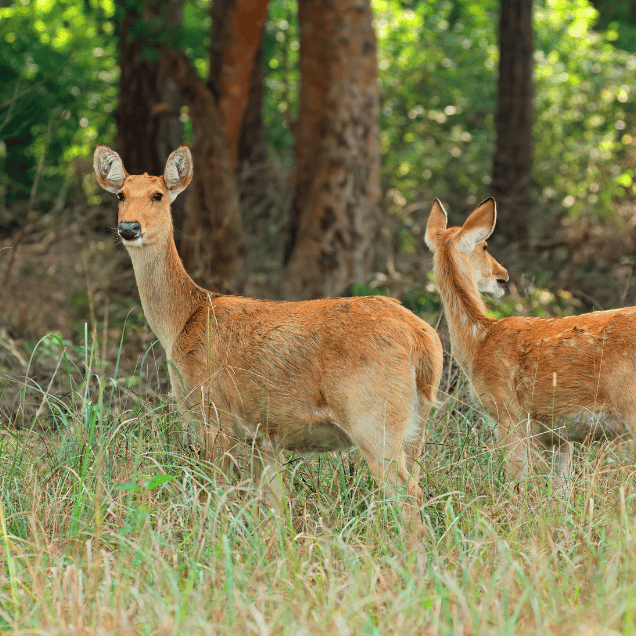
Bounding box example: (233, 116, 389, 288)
(348, 410, 424, 519)
(401, 396, 434, 487)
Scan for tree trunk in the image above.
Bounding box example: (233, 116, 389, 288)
(158, 0, 269, 292)
(115, 0, 183, 177)
(154, 0, 186, 236)
(283, 0, 380, 300)
(161, 50, 247, 293)
(209, 0, 270, 173)
(491, 0, 534, 246)
(237, 28, 267, 174)
(213, 4, 268, 205)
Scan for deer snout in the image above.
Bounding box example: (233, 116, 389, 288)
(496, 268, 509, 284)
(118, 221, 142, 241)
(496, 271, 509, 294)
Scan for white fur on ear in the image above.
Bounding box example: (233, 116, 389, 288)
(164, 146, 193, 202)
(458, 198, 496, 254)
(458, 231, 486, 254)
(93, 145, 126, 193)
(425, 198, 448, 251)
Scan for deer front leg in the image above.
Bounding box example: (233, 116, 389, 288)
(551, 440, 573, 498)
(494, 413, 531, 483)
(198, 401, 239, 480)
(250, 439, 285, 514)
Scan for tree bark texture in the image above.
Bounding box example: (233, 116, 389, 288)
(157, 0, 270, 292)
(283, 0, 381, 300)
(115, 0, 183, 177)
(236, 31, 269, 220)
(491, 0, 534, 245)
(161, 50, 246, 293)
(209, 0, 270, 173)
(237, 28, 267, 172)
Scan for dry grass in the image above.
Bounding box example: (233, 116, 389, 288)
(1, 327, 636, 636)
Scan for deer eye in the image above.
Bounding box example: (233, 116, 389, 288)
(483, 244, 488, 251)
(152, 192, 163, 201)
(116, 192, 125, 202)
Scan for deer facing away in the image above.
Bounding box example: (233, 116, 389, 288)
(425, 197, 632, 487)
(93, 144, 444, 514)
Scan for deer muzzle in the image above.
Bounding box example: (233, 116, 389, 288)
(118, 221, 142, 241)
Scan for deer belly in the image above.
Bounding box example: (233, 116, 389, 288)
(279, 421, 354, 453)
(531, 411, 626, 444)
(232, 417, 354, 453)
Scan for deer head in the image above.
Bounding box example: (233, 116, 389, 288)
(93, 145, 193, 248)
(425, 197, 509, 298)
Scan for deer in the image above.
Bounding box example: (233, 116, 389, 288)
(425, 197, 633, 491)
(93, 143, 444, 517)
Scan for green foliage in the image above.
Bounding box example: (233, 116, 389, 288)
(534, 0, 636, 223)
(375, 0, 636, 233)
(0, 0, 117, 223)
(263, 0, 299, 164)
(487, 284, 582, 319)
(375, 0, 499, 216)
(591, 0, 636, 53)
(350, 282, 387, 296)
(3, 0, 636, 243)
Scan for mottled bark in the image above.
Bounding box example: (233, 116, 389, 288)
(115, 0, 183, 177)
(209, 0, 270, 173)
(155, 0, 186, 236)
(155, 0, 269, 292)
(283, 0, 380, 300)
(161, 50, 246, 293)
(491, 0, 534, 246)
(237, 28, 267, 172)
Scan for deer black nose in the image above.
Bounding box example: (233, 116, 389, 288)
(118, 221, 141, 241)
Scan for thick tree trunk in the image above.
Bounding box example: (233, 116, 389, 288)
(237, 29, 267, 173)
(209, 0, 270, 173)
(115, 7, 162, 176)
(158, 0, 269, 292)
(115, 0, 183, 177)
(491, 0, 534, 246)
(161, 50, 246, 293)
(155, 0, 186, 236)
(283, 0, 380, 300)
(212, 3, 268, 205)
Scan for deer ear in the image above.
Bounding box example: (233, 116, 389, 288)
(93, 145, 127, 193)
(164, 145, 193, 202)
(457, 197, 497, 254)
(425, 199, 448, 251)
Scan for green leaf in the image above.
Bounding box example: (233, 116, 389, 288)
(144, 474, 177, 492)
(114, 483, 141, 493)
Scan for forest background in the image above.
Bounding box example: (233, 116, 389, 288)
(4, 0, 636, 329)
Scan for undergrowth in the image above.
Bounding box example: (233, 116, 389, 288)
(0, 329, 636, 635)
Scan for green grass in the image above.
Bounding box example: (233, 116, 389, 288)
(1, 332, 636, 635)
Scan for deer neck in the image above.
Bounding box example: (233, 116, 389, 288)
(126, 234, 202, 358)
(434, 246, 494, 371)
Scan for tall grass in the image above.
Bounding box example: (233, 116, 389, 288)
(1, 330, 636, 635)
